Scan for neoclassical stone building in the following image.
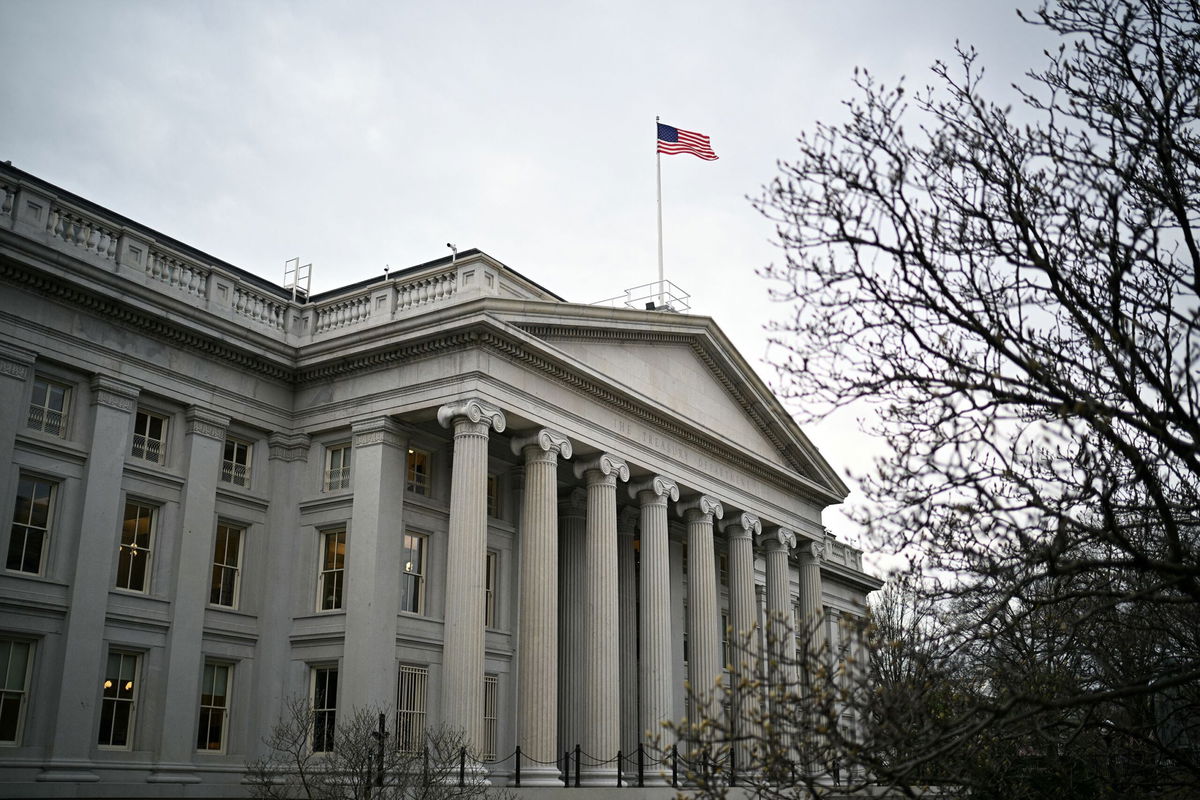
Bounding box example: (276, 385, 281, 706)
(0, 163, 880, 797)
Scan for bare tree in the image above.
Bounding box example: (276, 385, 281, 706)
(247, 697, 504, 800)
(683, 0, 1200, 797)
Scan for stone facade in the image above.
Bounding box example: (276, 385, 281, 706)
(0, 164, 881, 797)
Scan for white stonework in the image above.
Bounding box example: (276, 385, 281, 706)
(0, 163, 881, 798)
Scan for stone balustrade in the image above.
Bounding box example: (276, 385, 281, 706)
(1, 164, 553, 347)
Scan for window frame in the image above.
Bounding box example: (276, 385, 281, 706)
(131, 409, 169, 465)
(311, 665, 338, 753)
(209, 523, 244, 608)
(317, 528, 346, 612)
(485, 474, 499, 518)
(484, 549, 498, 629)
(399, 532, 427, 615)
(116, 500, 156, 593)
(221, 438, 253, 488)
(0, 638, 33, 746)
(7, 475, 56, 576)
(323, 443, 351, 492)
(395, 664, 428, 753)
(27, 376, 70, 438)
(196, 660, 232, 753)
(405, 448, 431, 496)
(98, 650, 140, 749)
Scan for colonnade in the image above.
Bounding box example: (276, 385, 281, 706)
(435, 399, 825, 786)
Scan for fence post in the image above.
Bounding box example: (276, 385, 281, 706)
(574, 744, 581, 787)
(515, 745, 521, 786)
(617, 749, 623, 787)
(730, 744, 737, 787)
(638, 742, 645, 787)
(422, 745, 429, 786)
(459, 746, 466, 787)
(671, 744, 678, 788)
(562, 751, 570, 787)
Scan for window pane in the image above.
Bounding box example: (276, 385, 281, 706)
(0, 640, 29, 744)
(8, 478, 53, 574)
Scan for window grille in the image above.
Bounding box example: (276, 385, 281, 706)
(396, 665, 428, 753)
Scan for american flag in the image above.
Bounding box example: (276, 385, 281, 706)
(656, 122, 718, 161)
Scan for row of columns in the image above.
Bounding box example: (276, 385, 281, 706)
(433, 398, 825, 786)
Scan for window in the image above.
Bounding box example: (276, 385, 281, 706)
(311, 666, 338, 753)
(98, 651, 139, 748)
(197, 661, 231, 752)
(7, 476, 54, 575)
(482, 674, 498, 761)
(221, 438, 252, 488)
(400, 533, 426, 614)
(395, 665, 427, 753)
(116, 502, 155, 592)
(324, 444, 350, 491)
(131, 410, 168, 464)
(406, 449, 430, 496)
(318, 529, 346, 611)
(27, 377, 69, 437)
(210, 524, 243, 607)
(486, 474, 499, 518)
(0, 639, 32, 744)
(484, 550, 498, 628)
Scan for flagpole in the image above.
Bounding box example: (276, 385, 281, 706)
(655, 115, 664, 308)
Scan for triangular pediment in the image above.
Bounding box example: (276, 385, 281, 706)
(548, 338, 790, 469)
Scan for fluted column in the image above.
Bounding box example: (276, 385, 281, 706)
(437, 398, 505, 765)
(796, 538, 827, 675)
(511, 429, 572, 786)
(629, 475, 678, 781)
(573, 453, 629, 784)
(557, 487, 587, 756)
(719, 512, 762, 772)
(677, 494, 724, 728)
(759, 527, 799, 685)
(616, 505, 640, 760)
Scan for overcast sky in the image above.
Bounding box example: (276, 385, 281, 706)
(0, 0, 1052, 555)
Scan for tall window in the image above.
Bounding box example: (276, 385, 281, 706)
(98, 651, 139, 748)
(311, 666, 338, 753)
(482, 674, 498, 761)
(197, 661, 231, 752)
(27, 377, 69, 437)
(484, 550, 498, 628)
(7, 476, 54, 575)
(395, 664, 428, 753)
(486, 475, 499, 518)
(210, 524, 243, 607)
(406, 449, 430, 496)
(400, 533, 426, 614)
(131, 410, 168, 464)
(324, 444, 351, 491)
(221, 438, 252, 488)
(0, 639, 32, 744)
(318, 529, 346, 611)
(116, 502, 155, 592)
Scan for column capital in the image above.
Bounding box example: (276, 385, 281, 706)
(719, 512, 762, 538)
(560, 486, 589, 516)
(573, 453, 629, 482)
(677, 494, 724, 522)
(185, 407, 230, 441)
(617, 505, 640, 536)
(510, 427, 572, 460)
(758, 526, 797, 551)
(628, 475, 679, 502)
(268, 432, 311, 462)
(437, 397, 506, 432)
(797, 537, 827, 562)
(352, 417, 405, 449)
(91, 375, 139, 413)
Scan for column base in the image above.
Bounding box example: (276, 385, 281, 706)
(514, 764, 564, 786)
(37, 768, 99, 783)
(578, 766, 620, 787)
